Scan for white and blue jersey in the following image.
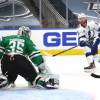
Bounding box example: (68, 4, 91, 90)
(77, 21, 100, 57)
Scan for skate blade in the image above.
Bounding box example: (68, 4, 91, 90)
(84, 68, 95, 73)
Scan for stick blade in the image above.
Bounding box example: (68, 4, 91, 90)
(91, 73, 100, 78)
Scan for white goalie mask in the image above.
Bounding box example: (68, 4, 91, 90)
(18, 26, 31, 38)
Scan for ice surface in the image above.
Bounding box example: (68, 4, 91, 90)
(45, 56, 100, 100)
(1, 55, 100, 100)
(0, 89, 93, 100)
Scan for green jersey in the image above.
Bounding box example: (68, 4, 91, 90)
(0, 35, 44, 66)
(0, 35, 36, 55)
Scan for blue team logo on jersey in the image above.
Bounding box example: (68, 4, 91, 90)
(43, 32, 78, 47)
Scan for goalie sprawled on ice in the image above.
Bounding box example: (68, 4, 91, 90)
(0, 26, 59, 89)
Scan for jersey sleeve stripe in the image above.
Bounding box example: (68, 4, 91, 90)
(29, 51, 41, 59)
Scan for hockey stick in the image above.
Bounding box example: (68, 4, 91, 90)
(52, 45, 78, 57)
(44, 35, 95, 57)
(52, 34, 85, 57)
(53, 33, 97, 57)
(91, 73, 100, 78)
(41, 45, 78, 57)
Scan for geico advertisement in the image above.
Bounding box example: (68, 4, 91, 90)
(0, 29, 80, 55)
(31, 29, 79, 50)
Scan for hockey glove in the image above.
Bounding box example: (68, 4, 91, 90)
(79, 40, 93, 48)
(79, 41, 86, 47)
(86, 40, 94, 48)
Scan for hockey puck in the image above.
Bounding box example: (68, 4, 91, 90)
(91, 73, 100, 78)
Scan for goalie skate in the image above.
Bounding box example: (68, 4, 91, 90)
(0, 74, 16, 89)
(45, 78, 59, 89)
(0, 74, 8, 88)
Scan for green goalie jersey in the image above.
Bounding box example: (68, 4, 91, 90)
(0, 35, 44, 66)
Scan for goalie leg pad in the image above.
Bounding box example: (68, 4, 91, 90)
(34, 74, 59, 89)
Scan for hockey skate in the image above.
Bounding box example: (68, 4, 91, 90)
(84, 61, 96, 72)
(0, 82, 15, 89)
(0, 74, 15, 89)
(5, 83, 15, 88)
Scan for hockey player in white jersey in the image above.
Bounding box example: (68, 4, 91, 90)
(77, 13, 100, 72)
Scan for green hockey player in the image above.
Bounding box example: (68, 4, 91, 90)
(0, 26, 59, 89)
